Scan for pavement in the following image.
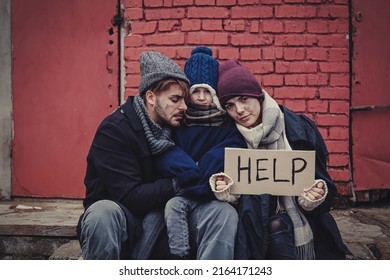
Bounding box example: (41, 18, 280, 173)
(331, 200, 390, 260)
(0, 197, 389, 260)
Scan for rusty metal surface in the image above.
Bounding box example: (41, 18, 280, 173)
(11, 0, 118, 197)
(352, 109, 390, 191)
(351, 0, 390, 193)
(351, 0, 390, 107)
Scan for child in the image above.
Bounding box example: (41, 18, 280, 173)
(154, 47, 245, 259)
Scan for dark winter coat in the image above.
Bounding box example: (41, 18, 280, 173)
(82, 96, 176, 216)
(78, 96, 178, 252)
(155, 118, 247, 200)
(235, 105, 351, 260)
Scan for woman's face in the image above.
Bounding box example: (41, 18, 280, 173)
(224, 96, 262, 128)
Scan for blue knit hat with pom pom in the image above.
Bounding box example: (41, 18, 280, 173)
(184, 46, 223, 110)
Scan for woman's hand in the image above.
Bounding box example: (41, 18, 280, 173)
(209, 172, 240, 203)
(303, 180, 326, 200)
(298, 179, 328, 211)
(215, 175, 228, 191)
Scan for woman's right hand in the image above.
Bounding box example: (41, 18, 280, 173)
(209, 172, 240, 204)
(215, 175, 228, 191)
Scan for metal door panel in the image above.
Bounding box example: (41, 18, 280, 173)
(12, 0, 119, 197)
(352, 109, 389, 191)
(351, 0, 390, 193)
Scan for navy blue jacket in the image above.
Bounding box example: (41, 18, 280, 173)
(155, 118, 247, 200)
(235, 105, 351, 259)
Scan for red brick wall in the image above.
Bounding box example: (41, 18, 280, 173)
(123, 0, 351, 196)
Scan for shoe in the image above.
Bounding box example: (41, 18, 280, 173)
(168, 254, 190, 260)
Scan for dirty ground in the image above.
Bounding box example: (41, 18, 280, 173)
(0, 197, 389, 260)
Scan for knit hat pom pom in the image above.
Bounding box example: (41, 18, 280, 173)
(191, 46, 212, 56)
(184, 46, 219, 93)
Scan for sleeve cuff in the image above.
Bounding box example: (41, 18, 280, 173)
(298, 179, 328, 211)
(209, 172, 241, 204)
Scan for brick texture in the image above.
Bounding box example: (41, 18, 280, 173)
(123, 0, 351, 195)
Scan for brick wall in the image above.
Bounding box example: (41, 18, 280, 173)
(123, 0, 351, 196)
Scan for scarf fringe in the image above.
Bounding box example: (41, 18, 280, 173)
(296, 240, 315, 260)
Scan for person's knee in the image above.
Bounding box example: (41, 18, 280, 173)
(209, 201, 238, 227)
(165, 197, 187, 218)
(268, 216, 289, 234)
(82, 200, 126, 231)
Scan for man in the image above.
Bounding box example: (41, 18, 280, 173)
(77, 52, 238, 260)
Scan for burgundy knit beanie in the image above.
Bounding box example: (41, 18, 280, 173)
(217, 59, 264, 108)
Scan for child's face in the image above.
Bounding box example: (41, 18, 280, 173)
(189, 87, 213, 106)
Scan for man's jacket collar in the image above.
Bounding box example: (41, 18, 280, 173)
(120, 96, 144, 131)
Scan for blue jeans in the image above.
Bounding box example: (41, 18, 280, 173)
(266, 213, 297, 260)
(79, 200, 129, 259)
(165, 196, 201, 257)
(79, 199, 238, 260)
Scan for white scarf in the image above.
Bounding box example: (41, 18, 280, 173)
(236, 91, 315, 260)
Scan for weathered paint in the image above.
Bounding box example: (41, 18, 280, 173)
(0, 0, 12, 199)
(11, 0, 119, 197)
(351, 0, 390, 195)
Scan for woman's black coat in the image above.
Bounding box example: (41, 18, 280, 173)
(235, 105, 351, 260)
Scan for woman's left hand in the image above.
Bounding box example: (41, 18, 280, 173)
(302, 180, 326, 200)
(298, 179, 328, 211)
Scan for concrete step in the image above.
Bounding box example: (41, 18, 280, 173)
(0, 198, 83, 259)
(1, 198, 390, 260)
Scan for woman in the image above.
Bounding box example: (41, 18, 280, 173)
(210, 59, 351, 260)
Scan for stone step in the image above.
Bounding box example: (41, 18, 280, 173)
(49, 240, 82, 260)
(0, 198, 83, 259)
(1, 198, 390, 260)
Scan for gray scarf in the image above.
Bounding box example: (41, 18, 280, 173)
(236, 91, 315, 260)
(132, 95, 175, 155)
(184, 103, 226, 127)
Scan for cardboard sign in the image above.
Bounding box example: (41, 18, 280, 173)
(224, 148, 315, 196)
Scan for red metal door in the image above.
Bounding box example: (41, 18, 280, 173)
(12, 0, 119, 198)
(351, 0, 390, 199)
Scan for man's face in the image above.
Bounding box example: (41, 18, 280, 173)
(151, 83, 188, 127)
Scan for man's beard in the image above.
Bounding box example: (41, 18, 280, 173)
(154, 99, 180, 127)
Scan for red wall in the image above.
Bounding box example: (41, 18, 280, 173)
(122, 0, 351, 195)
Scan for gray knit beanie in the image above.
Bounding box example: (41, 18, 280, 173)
(139, 52, 190, 96)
